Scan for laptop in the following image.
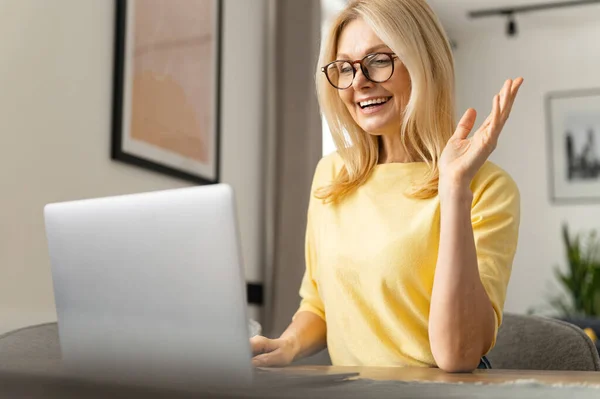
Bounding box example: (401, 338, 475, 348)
(44, 184, 357, 391)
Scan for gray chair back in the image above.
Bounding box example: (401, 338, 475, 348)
(298, 313, 600, 370)
(0, 323, 61, 374)
(487, 313, 600, 371)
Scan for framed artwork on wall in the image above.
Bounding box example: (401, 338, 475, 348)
(111, 0, 222, 185)
(547, 89, 600, 204)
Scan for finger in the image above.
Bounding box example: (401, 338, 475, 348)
(453, 108, 477, 140)
(475, 94, 501, 152)
(474, 105, 502, 140)
(250, 336, 278, 356)
(494, 94, 501, 121)
(252, 353, 273, 367)
(500, 79, 512, 113)
(510, 77, 524, 96)
(479, 113, 493, 131)
(479, 95, 499, 139)
(250, 336, 266, 356)
(503, 77, 524, 117)
(490, 94, 501, 139)
(252, 350, 284, 368)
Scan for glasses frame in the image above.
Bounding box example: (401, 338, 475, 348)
(321, 52, 399, 90)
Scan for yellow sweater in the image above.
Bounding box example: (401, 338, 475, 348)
(295, 152, 520, 367)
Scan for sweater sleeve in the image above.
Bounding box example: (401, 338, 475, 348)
(293, 156, 337, 322)
(470, 163, 520, 353)
(293, 211, 325, 321)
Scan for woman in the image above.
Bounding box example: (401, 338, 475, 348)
(252, 0, 522, 372)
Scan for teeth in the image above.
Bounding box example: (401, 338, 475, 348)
(359, 97, 389, 108)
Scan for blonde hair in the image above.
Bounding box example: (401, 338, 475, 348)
(316, 0, 456, 203)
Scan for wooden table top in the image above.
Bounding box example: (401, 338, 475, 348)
(286, 365, 600, 386)
(2, 366, 599, 399)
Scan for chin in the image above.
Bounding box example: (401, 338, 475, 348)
(357, 120, 397, 136)
(361, 129, 385, 137)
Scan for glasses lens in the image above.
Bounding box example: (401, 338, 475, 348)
(364, 53, 393, 83)
(326, 61, 353, 89)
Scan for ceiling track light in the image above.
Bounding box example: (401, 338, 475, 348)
(468, 0, 600, 38)
(505, 11, 517, 37)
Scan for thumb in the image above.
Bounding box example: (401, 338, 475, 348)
(453, 108, 477, 140)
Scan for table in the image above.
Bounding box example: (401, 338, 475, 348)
(4, 365, 600, 399)
(2, 323, 600, 398)
(289, 365, 600, 385)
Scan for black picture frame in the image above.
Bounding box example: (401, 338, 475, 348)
(546, 88, 600, 204)
(111, 0, 222, 185)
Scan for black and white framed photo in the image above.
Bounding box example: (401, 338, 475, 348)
(111, 0, 222, 185)
(547, 89, 600, 203)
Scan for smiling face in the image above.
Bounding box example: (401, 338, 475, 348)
(336, 18, 411, 137)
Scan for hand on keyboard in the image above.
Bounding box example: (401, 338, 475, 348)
(250, 335, 298, 367)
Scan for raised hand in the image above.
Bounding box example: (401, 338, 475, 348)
(439, 78, 524, 188)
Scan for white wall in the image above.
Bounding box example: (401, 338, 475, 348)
(0, 0, 266, 334)
(453, 19, 600, 314)
(221, 0, 267, 321)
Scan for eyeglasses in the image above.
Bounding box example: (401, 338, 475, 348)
(321, 52, 399, 90)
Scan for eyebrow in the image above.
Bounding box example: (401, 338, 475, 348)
(336, 44, 391, 59)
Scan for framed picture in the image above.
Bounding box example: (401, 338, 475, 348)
(546, 89, 600, 203)
(111, 0, 222, 184)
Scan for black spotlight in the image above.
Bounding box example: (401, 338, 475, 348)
(506, 13, 518, 37)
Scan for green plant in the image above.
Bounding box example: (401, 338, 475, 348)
(551, 224, 600, 317)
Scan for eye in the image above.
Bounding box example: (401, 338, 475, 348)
(366, 54, 392, 68)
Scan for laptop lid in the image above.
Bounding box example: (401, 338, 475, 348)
(44, 184, 253, 389)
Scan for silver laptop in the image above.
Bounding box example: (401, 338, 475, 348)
(44, 184, 356, 391)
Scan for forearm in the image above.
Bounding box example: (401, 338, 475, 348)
(280, 311, 327, 361)
(429, 183, 496, 372)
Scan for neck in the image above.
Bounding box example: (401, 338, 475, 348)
(378, 134, 413, 164)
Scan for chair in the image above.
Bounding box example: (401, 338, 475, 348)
(296, 313, 600, 370)
(487, 313, 600, 371)
(0, 323, 61, 374)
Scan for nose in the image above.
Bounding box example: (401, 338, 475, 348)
(351, 63, 373, 91)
